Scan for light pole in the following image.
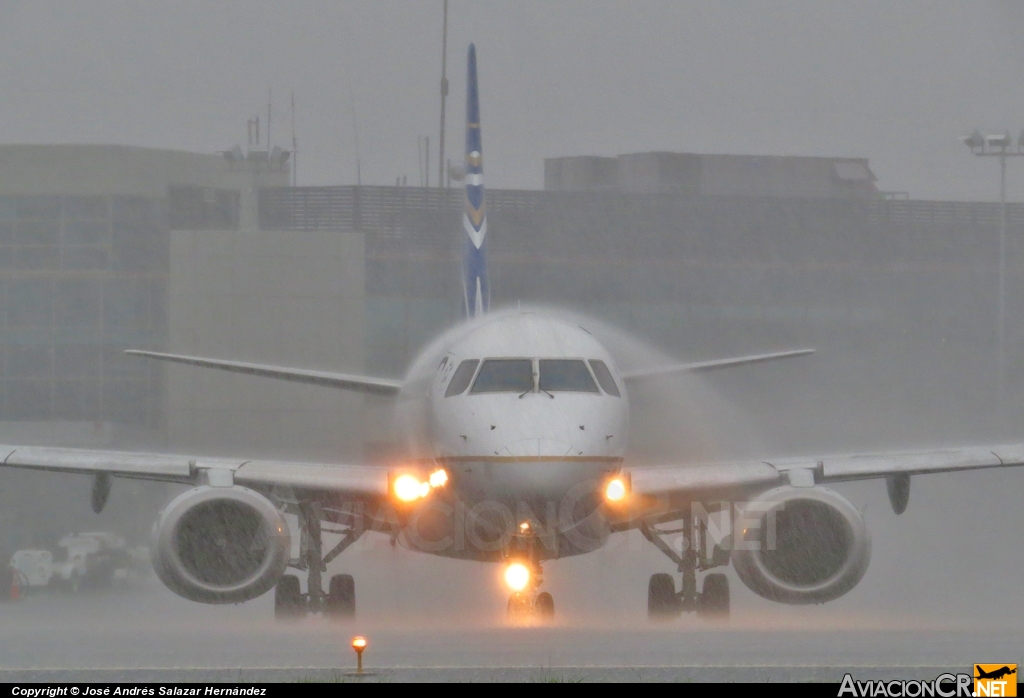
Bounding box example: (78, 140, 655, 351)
(438, 0, 449, 189)
(962, 129, 1024, 404)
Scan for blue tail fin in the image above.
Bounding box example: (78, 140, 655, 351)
(462, 43, 489, 318)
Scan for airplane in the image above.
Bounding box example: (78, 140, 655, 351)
(3, 43, 1024, 621)
(975, 667, 1016, 681)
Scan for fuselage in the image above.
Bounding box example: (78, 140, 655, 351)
(393, 309, 630, 561)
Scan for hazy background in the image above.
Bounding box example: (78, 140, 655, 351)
(0, 1, 1021, 199)
(0, 1, 1021, 665)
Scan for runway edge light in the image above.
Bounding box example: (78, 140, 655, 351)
(351, 636, 367, 675)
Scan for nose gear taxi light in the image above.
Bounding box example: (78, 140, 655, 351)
(504, 562, 531, 592)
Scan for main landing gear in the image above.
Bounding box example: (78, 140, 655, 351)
(274, 502, 362, 620)
(641, 505, 731, 620)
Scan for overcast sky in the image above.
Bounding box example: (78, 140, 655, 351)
(0, 1, 1022, 200)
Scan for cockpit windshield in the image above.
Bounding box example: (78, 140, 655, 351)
(470, 359, 534, 393)
(588, 359, 620, 397)
(444, 359, 479, 397)
(538, 359, 599, 393)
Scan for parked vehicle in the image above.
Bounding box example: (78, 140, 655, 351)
(54, 532, 131, 590)
(8, 550, 49, 594)
(9, 532, 148, 593)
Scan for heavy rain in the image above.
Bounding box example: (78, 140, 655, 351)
(0, 1, 1021, 684)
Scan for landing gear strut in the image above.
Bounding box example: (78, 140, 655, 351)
(504, 523, 555, 621)
(505, 560, 555, 620)
(274, 501, 362, 620)
(642, 504, 731, 620)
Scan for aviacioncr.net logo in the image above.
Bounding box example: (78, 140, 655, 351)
(838, 673, 973, 697)
(974, 665, 1017, 697)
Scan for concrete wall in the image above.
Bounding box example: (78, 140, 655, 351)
(545, 152, 878, 198)
(0, 145, 243, 196)
(0, 144, 299, 554)
(166, 219, 366, 462)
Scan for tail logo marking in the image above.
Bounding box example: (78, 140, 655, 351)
(462, 43, 489, 317)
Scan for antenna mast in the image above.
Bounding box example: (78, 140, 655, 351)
(291, 91, 297, 186)
(349, 89, 362, 186)
(437, 0, 448, 188)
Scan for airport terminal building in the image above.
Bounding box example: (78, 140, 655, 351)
(2, 143, 1023, 553)
(0, 145, 297, 550)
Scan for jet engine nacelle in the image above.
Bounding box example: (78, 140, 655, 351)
(731, 486, 870, 604)
(151, 486, 290, 604)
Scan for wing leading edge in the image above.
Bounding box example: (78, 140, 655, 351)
(0, 443, 388, 496)
(125, 350, 402, 397)
(621, 348, 815, 381)
(613, 443, 1024, 532)
(626, 443, 1024, 499)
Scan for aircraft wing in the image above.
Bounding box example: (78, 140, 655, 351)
(624, 442, 1024, 502)
(0, 443, 388, 496)
(125, 350, 402, 396)
(621, 348, 814, 381)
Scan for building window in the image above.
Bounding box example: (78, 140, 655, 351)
(15, 196, 60, 219)
(63, 220, 109, 245)
(169, 186, 240, 230)
(8, 279, 53, 327)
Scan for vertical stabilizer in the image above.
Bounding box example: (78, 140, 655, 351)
(462, 43, 489, 318)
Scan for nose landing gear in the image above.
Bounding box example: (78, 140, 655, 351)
(504, 523, 555, 621)
(641, 505, 732, 620)
(505, 560, 555, 620)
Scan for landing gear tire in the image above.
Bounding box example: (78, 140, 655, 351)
(506, 591, 555, 621)
(325, 574, 355, 620)
(648, 573, 680, 620)
(507, 593, 532, 618)
(697, 573, 730, 618)
(535, 592, 555, 620)
(274, 574, 304, 620)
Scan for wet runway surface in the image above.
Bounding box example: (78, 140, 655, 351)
(0, 581, 1016, 683)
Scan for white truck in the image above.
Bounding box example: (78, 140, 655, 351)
(9, 532, 147, 593)
(9, 550, 53, 591)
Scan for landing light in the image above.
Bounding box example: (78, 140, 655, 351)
(429, 468, 448, 488)
(504, 562, 530, 592)
(393, 468, 449, 503)
(393, 474, 424, 502)
(604, 477, 628, 502)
